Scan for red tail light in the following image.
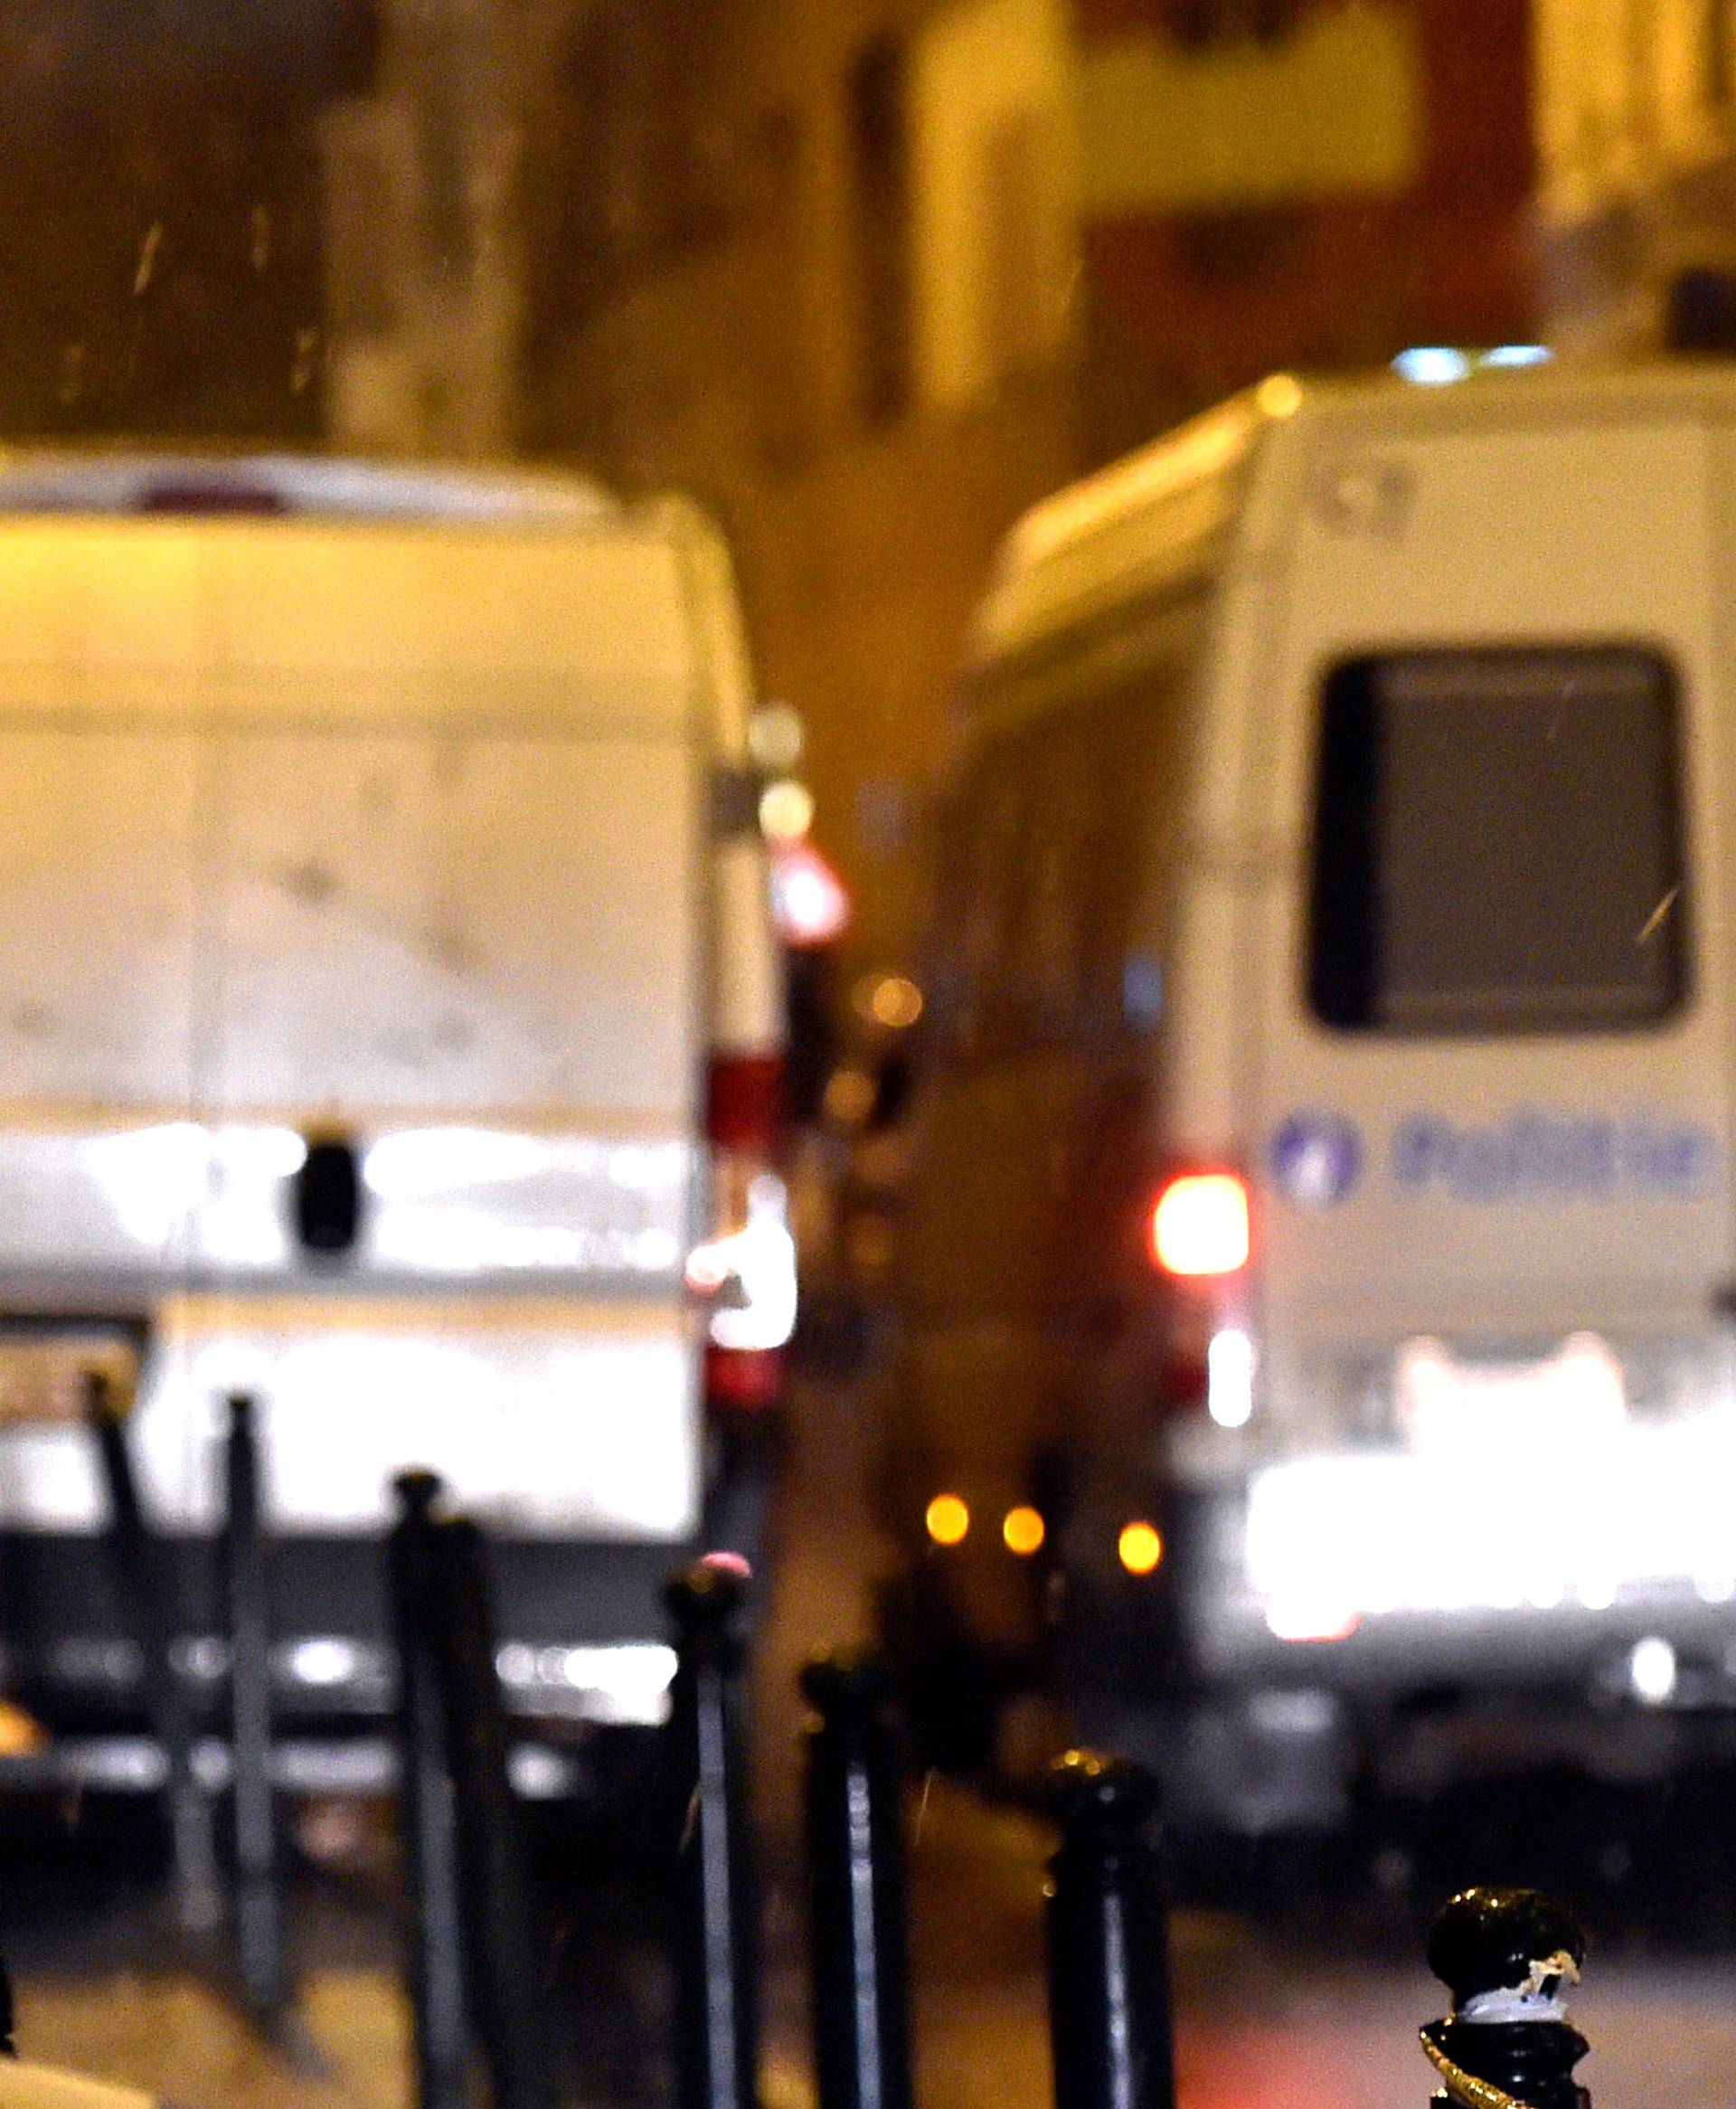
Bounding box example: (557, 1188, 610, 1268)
(691, 1052, 795, 1413)
(1151, 1170, 1250, 1278)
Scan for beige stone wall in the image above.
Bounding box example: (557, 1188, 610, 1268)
(1531, 0, 1736, 351)
(1536, 0, 1733, 222)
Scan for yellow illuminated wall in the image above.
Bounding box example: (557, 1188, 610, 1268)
(908, 0, 1079, 411)
(1078, 6, 1422, 211)
(1534, 0, 1734, 222)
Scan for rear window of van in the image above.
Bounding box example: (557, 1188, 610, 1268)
(1308, 646, 1685, 1033)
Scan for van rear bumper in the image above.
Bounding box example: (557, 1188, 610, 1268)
(1074, 1482, 1736, 1832)
(0, 1527, 692, 1735)
(1080, 1577, 1736, 1835)
(1080, 1668, 1736, 1840)
(1189, 1587, 1736, 1696)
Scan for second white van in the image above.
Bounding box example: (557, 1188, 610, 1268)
(879, 358, 1736, 1838)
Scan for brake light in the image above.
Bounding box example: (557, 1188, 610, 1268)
(691, 1052, 796, 1411)
(1152, 1171, 1250, 1277)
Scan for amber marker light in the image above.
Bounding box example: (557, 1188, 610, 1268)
(0, 1698, 43, 1757)
(1118, 1521, 1164, 1575)
(1003, 1506, 1045, 1556)
(926, 1494, 970, 1546)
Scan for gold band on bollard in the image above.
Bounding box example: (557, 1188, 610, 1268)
(1420, 2029, 1540, 2109)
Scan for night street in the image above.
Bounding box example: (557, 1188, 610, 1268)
(3, 1366, 1736, 2109)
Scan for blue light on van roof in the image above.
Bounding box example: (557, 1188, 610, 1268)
(1392, 347, 1473, 385)
(1392, 344, 1552, 384)
(1481, 344, 1552, 368)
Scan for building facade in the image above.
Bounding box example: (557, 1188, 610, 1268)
(511, 0, 1086, 977)
(1074, 0, 1535, 451)
(502, 0, 1545, 971)
(6, 0, 1735, 970)
(0, 0, 372, 440)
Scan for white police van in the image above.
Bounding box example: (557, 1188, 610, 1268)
(0, 454, 788, 1795)
(880, 358, 1736, 1836)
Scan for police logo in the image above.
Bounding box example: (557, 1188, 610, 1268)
(1270, 1113, 1363, 1207)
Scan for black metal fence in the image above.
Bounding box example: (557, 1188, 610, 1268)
(384, 1495, 1586, 2109)
(382, 1489, 1180, 2109)
(14, 1418, 1589, 2109)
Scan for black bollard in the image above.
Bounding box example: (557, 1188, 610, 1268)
(667, 1559, 760, 2109)
(389, 1471, 472, 2109)
(437, 1517, 557, 2109)
(223, 1391, 287, 2019)
(85, 1367, 222, 1938)
(1044, 1750, 1174, 2109)
(1422, 1887, 1590, 2109)
(800, 1652, 913, 2109)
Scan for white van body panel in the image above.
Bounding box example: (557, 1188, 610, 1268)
(0, 463, 782, 1549)
(1255, 413, 1731, 1322)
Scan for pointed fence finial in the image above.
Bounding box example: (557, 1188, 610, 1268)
(1421, 1887, 1590, 2109)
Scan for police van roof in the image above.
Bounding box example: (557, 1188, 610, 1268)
(968, 357, 1736, 676)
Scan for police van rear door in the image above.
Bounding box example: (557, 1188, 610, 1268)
(1245, 402, 1736, 1634)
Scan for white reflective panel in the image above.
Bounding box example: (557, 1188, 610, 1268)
(1206, 1328, 1255, 1429)
(364, 1128, 561, 1198)
(0, 1428, 120, 1538)
(1395, 1332, 1626, 1453)
(78, 1122, 208, 1250)
(498, 1641, 677, 1726)
(1247, 1402, 1736, 1623)
(73, 1121, 309, 1268)
(689, 1172, 797, 1351)
(0, 1303, 699, 1540)
(0, 1121, 693, 1284)
(0, 453, 613, 521)
(363, 1131, 693, 1282)
(560, 1642, 677, 1726)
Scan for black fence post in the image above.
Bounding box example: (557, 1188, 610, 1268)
(85, 1369, 222, 1937)
(1044, 1751, 1174, 2109)
(223, 1391, 286, 2021)
(389, 1471, 473, 2109)
(666, 1560, 760, 2109)
(799, 1652, 913, 2109)
(437, 1517, 557, 2109)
